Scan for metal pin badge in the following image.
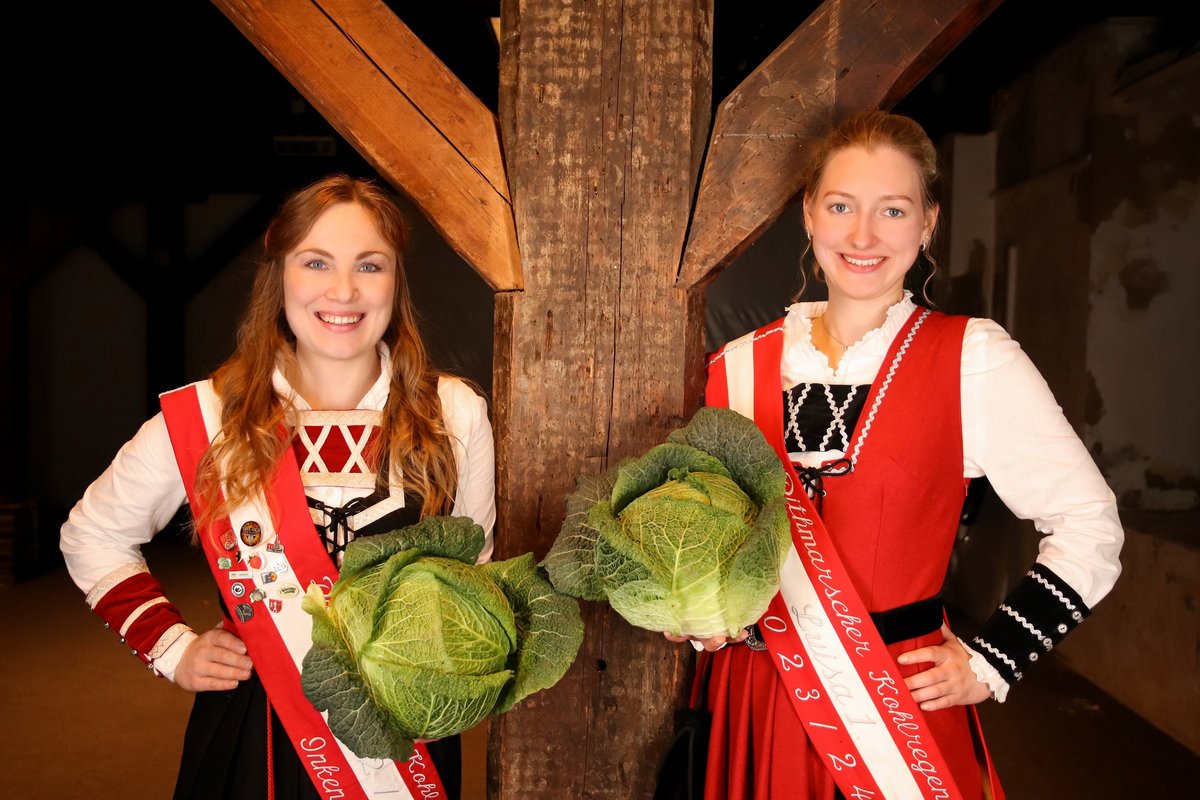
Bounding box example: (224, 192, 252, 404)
(240, 521, 263, 547)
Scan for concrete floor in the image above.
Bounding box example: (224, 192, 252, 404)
(3, 530, 1196, 799)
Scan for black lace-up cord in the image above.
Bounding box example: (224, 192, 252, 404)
(794, 457, 853, 513)
(308, 494, 374, 564)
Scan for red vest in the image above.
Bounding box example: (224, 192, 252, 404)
(703, 308, 1003, 800)
(708, 308, 968, 611)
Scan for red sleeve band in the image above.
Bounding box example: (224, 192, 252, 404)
(87, 565, 189, 671)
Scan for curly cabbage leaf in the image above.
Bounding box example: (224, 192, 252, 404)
(301, 516, 584, 761)
(543, 406, 789, 638)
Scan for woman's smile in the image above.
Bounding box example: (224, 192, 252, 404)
(804, 144, 936, 305)
(282, 201, 397, 378)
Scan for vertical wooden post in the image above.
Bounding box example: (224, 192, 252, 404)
(490, 1, 712, 797)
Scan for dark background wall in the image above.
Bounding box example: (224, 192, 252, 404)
(2, 0, 1196, 753)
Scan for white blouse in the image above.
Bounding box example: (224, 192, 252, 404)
(781, 294, 1122, 606)
(60, 347, 496, 682)
(778, 293, 1123, 699)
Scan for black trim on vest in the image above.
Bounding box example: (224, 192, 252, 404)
(971, 563, 1090, 684)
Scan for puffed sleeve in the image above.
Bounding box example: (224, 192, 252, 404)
(959, 318, 1123, 694)
(59, 412, 197, 680)
(438, 377, 497, 563)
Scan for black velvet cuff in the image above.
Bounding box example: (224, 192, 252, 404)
(971, 564, 1090, 684)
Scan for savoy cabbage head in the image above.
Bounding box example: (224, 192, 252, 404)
(301, 516, 583, 762)
(543, 406, 789, 639)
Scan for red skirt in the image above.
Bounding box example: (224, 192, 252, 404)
(700, 629, 1000, 800)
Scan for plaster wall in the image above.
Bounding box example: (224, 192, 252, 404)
(1084, 60, 1200, 512)
(950, 18, 1200, 753)
(990, 19, 1200, 511)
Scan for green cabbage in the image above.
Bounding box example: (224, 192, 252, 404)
(300, 516, 584, 761)
(543, 406, 789, 639)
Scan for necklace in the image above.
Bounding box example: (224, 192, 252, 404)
(819, 315, 850, 352)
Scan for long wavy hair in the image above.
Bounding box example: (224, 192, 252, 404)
(794, 109, 942, 304)
(194, 174, 458, 533)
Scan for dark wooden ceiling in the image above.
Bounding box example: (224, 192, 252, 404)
(4, 1, 1194, 280)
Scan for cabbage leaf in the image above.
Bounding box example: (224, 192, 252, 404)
(301, 515, 584, 762)
(543, 406, 789, 638)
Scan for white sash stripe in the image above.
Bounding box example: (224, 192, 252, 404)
(776, 548, 925, 798)
(192, 383, 415, 799)
(726, 332, 757, 419)
(712, 323, 960, 799)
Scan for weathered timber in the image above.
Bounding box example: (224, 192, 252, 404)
(209, 0, 522, 290)
(490, 2, 712, 797)
(316, 0, 509, 201)
(678, 0, 1003, 290)
(207, 0, 1006, 795)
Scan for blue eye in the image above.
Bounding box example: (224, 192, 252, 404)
(358, 262, 382, 273)
(829, 202, 850, 214)
(883, 207, 905, 218)
(304, 258, 327, 270)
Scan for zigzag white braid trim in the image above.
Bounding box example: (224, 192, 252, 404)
(820, 381, 859, 450)
(1000, 603, 1053, 649)
(707, 324, 785, 366)
(1029, 569, 1084, 621)
(786, 383, 812, 451)
(973, 636, 1022, 681)
(848, 309, 930, 466)
(827, 384, 857, 451)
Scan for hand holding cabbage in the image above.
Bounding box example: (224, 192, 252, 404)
(543, 406, 789, 639)
(300, 516, 583, 762)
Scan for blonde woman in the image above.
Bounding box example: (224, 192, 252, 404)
(683, 112, 1122, 799)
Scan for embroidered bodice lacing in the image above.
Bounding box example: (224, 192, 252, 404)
(784, 383, 866, 510)
(289, 409, 417, 566)
(781, 308, 932, 508)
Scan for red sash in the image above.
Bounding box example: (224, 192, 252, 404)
(706, 310, 963, 799)
(161, 381, 446, 800)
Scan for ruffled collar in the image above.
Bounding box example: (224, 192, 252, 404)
(271, 343, 392, 412)
(781, 292, 918, 383)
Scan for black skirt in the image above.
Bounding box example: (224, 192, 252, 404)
(173, 672, 462, 800)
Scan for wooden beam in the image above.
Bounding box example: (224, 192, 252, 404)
(490, 1, 712, 797)
(209, 0, 522, 290)
(678, 0, 1003, 290)
(318, 0, 510, 199)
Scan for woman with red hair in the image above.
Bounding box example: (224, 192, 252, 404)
(61, 174, 495, 800)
